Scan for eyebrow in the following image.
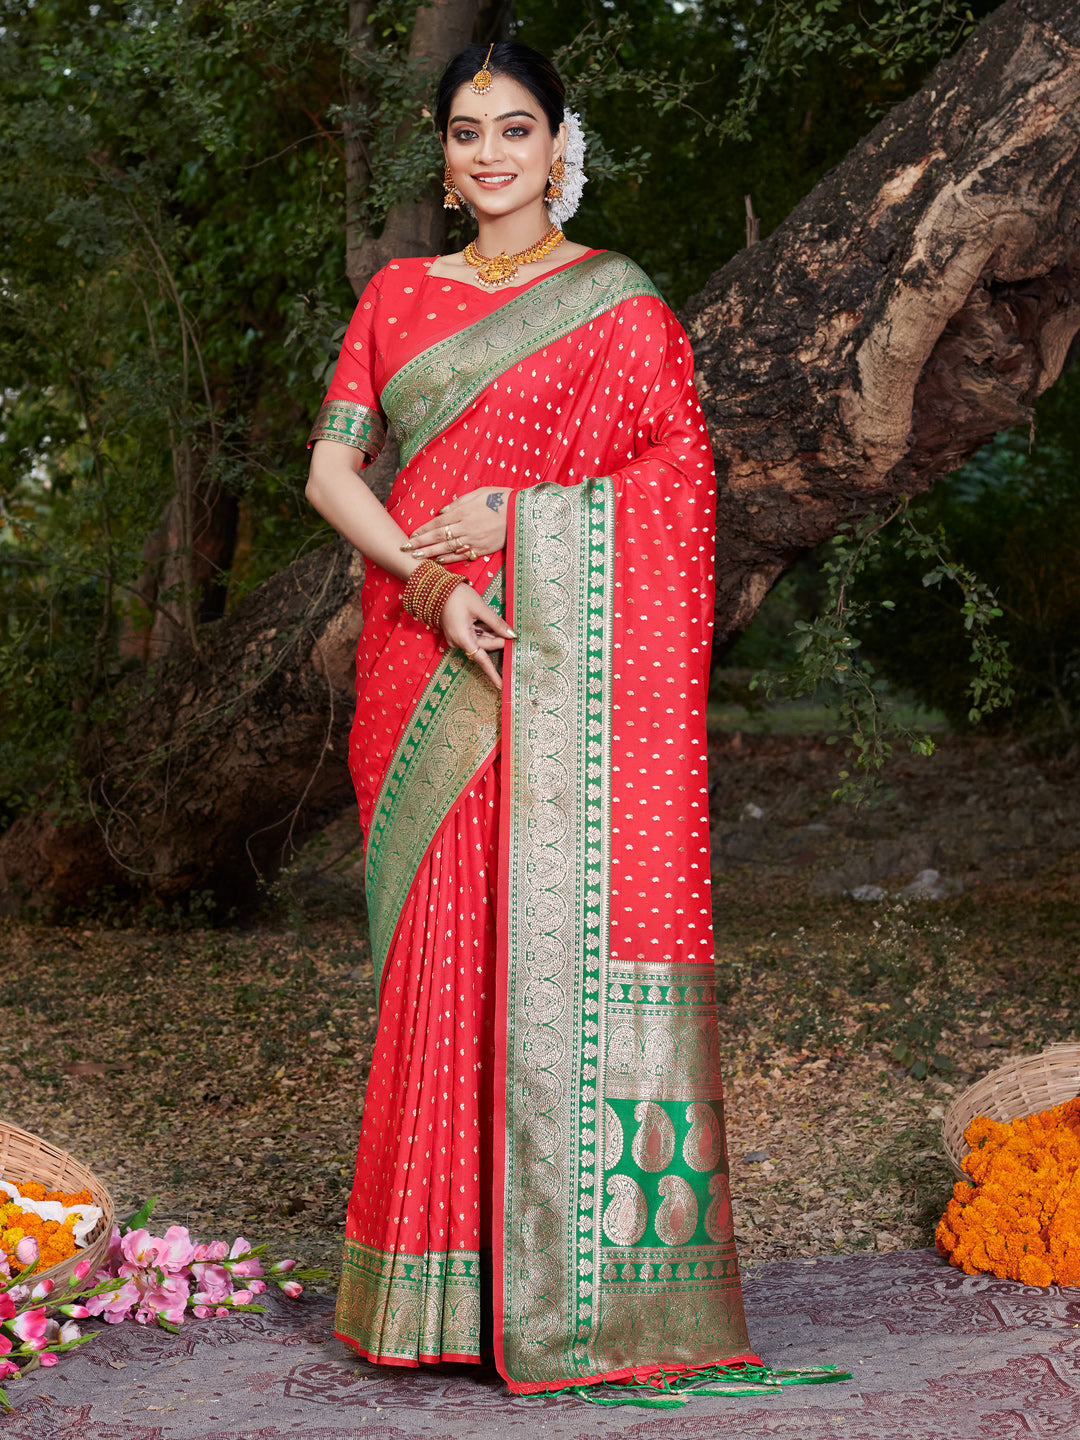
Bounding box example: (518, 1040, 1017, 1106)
(449, 109, 538, 125)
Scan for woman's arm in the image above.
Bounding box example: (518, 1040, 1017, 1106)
(305, 439, 514, 689)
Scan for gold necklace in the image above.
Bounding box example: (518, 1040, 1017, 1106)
(462, 224, 565, 290)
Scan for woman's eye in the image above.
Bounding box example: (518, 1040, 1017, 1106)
(452, 128, 478, 143)
(504, 126, 528, 138)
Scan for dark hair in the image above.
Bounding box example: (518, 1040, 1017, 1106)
(435, 42, 565, 138)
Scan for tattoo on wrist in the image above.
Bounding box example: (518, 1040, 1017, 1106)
(485, 491, 505, 513)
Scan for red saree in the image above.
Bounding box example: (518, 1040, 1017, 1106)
(309, 249, 759, 1393)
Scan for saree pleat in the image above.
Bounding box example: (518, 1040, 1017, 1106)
(324, 249, 759, 1390)
(336, 761, 500, 1364)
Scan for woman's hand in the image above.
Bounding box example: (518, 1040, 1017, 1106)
(439, 584, 515, 691)
(405, 488, 509, 564)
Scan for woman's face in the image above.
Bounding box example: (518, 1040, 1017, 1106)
(443, 74, 566, 223)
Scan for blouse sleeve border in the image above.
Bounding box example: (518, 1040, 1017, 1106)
(307, 399, 387, 459)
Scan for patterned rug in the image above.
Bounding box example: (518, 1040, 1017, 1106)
(9, 1248, 1080, 1439)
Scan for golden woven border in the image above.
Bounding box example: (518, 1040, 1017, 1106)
(941, 1043, 1080, 1180)
(0, 1121, 115, 1289)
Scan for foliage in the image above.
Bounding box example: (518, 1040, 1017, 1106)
(748, 503, 1014, 805)
(0, 0, 1010, 842)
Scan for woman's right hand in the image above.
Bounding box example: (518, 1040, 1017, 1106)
(439, 584, 515, 691)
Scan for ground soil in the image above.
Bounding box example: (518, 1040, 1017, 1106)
(0, 728, 1077, 1281)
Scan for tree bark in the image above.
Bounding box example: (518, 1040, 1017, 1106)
(683, 0, 1080, 643)
(346, 0, 479, 299)
(4, 0, 1080, 912)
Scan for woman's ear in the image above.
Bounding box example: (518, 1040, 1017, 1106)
(553, 120, 568, 164)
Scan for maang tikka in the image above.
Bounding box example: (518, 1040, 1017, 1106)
(470, 43, 495, 96)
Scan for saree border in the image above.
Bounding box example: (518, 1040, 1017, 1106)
(336, 1240, 484, 1365)
(381, 253, 660, 468)
(307, 398, 386, 458)
(495, 476, 616, 1388)
(494, 480, 757, 1392)
(364, 574, 503, 997)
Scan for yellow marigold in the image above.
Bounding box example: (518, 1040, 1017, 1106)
(937, 1098, 1080, 1287)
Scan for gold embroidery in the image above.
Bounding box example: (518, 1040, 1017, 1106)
(603, 1103, 624, 1170)
(602, 1175, 648, 1246)
(335, 1241, 483, 1360)
(630, 1101, 676, 1173)
(704, 1174, 734, 1243)
(655, 1175, 698, 1247)
(307, 398, 386, 458)
(683, 1102, 723, 1172)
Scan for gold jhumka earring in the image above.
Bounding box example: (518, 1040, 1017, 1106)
(546, 157, 566, 203)
(443, 161, 463, 210)
(469, 43, 495, 95)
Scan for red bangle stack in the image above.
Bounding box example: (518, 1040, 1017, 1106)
(402, 559, 465, 629)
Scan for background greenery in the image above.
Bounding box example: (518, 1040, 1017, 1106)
(4, 0, 1071, 837)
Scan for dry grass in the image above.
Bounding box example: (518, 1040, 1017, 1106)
(0, 732, 1077, 1280)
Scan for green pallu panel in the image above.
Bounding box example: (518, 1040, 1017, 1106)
(499, 477, 752, 1389)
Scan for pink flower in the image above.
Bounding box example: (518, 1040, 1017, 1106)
(59, 1304, 89, 1319)
(14, 1237, 37, 1268)
(193, 1241, 228, 1263)
(270, 1258, 296, 1273)
(31, 1279, 54, 1300)
(215, 1307, 227, 1317)
(230, 1289, 254, 1305)
(228, 1238, 252, 1260)
(104, 1224, 124, 1266)
(193, 1305, 211, 1319)
(0, 1360, 18, 1380)
(5, 1285, 28, 1306)
(0, 1293, 14, 1322)
(0, 1333, 13, 1355)
(135, 1273, 190, 1326)
(280, 1280, 303, 1299)
(119, 1229, 158, 1270)
(58, 1320, 82, 1345)
(190, 1262, 232, 1305)
(228, 1256, 264, 1278)
(72, 1259, 93, 1282)
(39, 1352, 59, 1367)
(156, 1226, 196, 1273)
(85, 1280, 140, 1324)
(10, 1308, 47, 1345)
(248, 1279, 266, 1294)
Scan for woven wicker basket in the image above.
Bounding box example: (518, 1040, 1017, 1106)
(0, 1122, 115, 1290)
(942, 1043, 1080, 1180)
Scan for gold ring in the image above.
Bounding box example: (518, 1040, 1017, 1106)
(464, 646, 480, 659)
(467, 547, 478, 561)
(453, 537, 468, 553)
(445, 525, 455, 542)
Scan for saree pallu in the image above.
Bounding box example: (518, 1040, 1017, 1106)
(310, 250, 758, 1392)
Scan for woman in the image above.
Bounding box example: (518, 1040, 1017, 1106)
(306, 40, 806, 1401)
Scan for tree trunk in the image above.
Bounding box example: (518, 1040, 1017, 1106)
(683, 0, 1080, 643)
(4, 0, 1080, 912)
(346, 0, 479, 299)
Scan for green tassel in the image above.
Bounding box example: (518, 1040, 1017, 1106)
(556, 1361, 852, 1406)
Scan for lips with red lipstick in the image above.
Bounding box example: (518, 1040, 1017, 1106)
(472, 172, 517, 190)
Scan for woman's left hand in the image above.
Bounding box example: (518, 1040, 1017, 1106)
(404, 488, 509, 564)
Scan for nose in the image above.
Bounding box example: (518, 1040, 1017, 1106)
(475, 124, 505, 167)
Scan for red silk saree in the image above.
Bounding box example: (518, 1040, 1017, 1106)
(309, 249, 759, 1393)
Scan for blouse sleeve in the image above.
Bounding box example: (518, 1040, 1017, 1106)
(306, 269, 388, 465)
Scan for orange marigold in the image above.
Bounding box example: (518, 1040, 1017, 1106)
(938, 1098, 1080, 1287)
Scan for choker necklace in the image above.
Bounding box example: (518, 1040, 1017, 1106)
(462, 224, 565, 290)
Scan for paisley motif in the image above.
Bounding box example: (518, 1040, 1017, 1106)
(683, 1102, 723, 1172)
(704, 1173, 733, 1243)
(655, 1174, 698, 1247)
(603, 1103, 624, 1170)
(602, 1174, 648, 1246)
(630, 1101, 675, 1173)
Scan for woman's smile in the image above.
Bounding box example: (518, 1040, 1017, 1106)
(473, 172, 517, 188)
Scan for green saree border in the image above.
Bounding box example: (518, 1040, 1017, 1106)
(500, 476, 616, 1384)
(381, 253, 660, 468)
(365, 574, 503, 998)
(308, 398, 386, 457)
(336, 1239, 484, 1361)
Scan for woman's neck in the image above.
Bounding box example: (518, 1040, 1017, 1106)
(474, 205, 557, 256)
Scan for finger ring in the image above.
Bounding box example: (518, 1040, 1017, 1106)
(453, 537, 467, 553)
(467, 547, 478, 561)
(445, 525, 455, 542)
(464, 646, 480, 659)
